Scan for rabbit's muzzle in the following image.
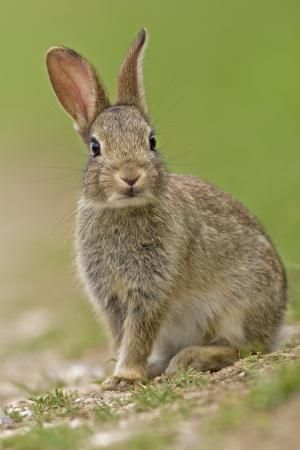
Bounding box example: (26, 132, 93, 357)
(102, 166, 155, 208)
(114, 169, 146, 197)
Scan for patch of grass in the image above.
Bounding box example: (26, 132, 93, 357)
(109, 431, 173, 450)
(237, 352, 263, 378)
(27, 389, 118, 425)
(29, 388, 79, 421)
(247, 361, 300, 410)
(132, 383, 179, 411)
(166, 368, 210, 388)
(93, 401, 117, 422)
(239, 351, 262, 362)
(105, 370, 209, 415)
(4, 408, 24, 424)
(212, 360, 300, 431)
(1, 425, 89, 450)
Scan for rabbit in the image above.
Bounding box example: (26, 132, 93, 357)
(46, 29, 287, 390)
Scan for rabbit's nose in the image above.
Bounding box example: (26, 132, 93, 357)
(121, 175, 141, 186)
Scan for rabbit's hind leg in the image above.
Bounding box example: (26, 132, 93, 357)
(147, 356, 170, 378)
(165, 345, 239, 376)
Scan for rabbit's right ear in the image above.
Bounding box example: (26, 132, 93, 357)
(116, 29, 148, 117)
(46, 47, 110, 136)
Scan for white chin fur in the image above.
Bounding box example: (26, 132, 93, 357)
(105, 192, 155, 209)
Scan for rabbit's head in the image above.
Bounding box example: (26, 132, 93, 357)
(46, 29, 167, 208)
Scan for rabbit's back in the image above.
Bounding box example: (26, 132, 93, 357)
(169, 174, 283, 273)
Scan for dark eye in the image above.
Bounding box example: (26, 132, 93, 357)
(149, 135, 157, 151)
(90, 137, 101, 157)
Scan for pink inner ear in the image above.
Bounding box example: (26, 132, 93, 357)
(55, 52, 95, 124)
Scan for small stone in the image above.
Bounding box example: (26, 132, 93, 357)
(20, 409, 33, 418)
(83, 397, 95, 404)
(69, 418, 82, 429)
(0, 415, 13, 428)
(90, 430, 130, 447)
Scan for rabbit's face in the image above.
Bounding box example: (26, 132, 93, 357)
(83, 106, 167, 208)
(46, 29, 162, 209)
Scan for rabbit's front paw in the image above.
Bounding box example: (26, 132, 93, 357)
(100, 374, 143, 391)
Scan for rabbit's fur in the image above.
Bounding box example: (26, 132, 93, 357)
(46, 29, 287, 389)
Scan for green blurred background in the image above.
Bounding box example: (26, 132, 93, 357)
(1, 0, 299, 363)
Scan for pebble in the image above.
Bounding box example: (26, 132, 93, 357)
(19, 410, 33, 418)
(90, 430, 130, 447)
(69, 418, 82, 429)
(0, 415, 13, 428)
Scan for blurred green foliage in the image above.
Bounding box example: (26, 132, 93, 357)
(0, 0, 299, 329)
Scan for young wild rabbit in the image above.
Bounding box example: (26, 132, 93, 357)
(46, 29, 287, 390)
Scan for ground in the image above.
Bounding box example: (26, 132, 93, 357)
(1, 330, 300, 450)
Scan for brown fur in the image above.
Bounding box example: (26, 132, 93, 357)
(46, 29, 287, 390)
(46, 46, 110, 137)
(165, 346, 239, 376)
(116, 29, 148, 117)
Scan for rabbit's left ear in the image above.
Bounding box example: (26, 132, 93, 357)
(46, 47, 110, 136)
(116, 28, 148, 117)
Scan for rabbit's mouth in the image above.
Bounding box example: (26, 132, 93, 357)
(125, 186, 141, 198)
(105, 188, 155, 209)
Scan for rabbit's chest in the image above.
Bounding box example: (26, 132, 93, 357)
(76, 211, 169, 301)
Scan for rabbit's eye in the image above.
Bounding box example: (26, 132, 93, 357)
(149, 135, 157, 151)
(90, 138, 101, 157)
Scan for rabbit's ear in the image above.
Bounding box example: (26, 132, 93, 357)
(116, 29, 148, 116)
(46, 47, 110, 135)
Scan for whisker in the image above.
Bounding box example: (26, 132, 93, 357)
(27, 173, 83, 183)
(52, 185, 81, 198)
(167, 163, 204, 168)
(37, 189, 106, 242)
(46, 140, 87, 158)
(38, 206, 77, 243)
(150, 78, 176, 119)
(162, 144, 209, 164)
(24, 164, 85, 173)
(152, 95, 185, 128)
